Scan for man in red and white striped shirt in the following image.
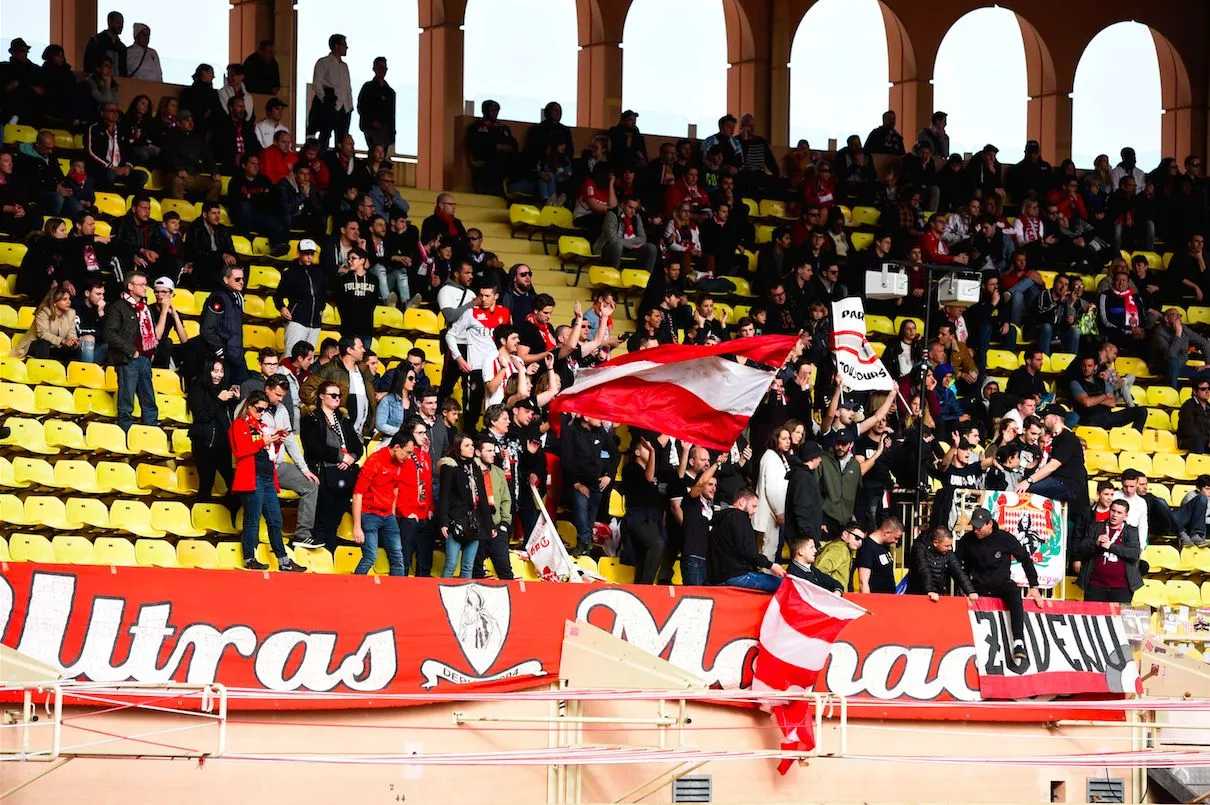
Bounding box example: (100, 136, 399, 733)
(483, 324, 525, 409)
(445, 281, 511, 429)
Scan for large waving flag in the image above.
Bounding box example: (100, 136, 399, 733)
(831, 298, 895, 391)
(752, 576, 867, 774)
(548, 334, 800, 450)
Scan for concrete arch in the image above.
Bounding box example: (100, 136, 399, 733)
(1150, 27, 1194, 159)
(1014, 11, 1060, 161)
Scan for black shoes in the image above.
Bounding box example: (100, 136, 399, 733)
(244, 557, 269, 570)
(278, 557, 307, 573)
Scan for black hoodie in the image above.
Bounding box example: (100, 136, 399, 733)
(783, 458, 823, 545)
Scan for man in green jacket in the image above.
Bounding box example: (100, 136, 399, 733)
(815, 520, 866, 592)
(472, 437, 514, 580)
(819, 431, 864, 536)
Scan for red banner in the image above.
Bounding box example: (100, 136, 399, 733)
(0, 565, 1133, 720)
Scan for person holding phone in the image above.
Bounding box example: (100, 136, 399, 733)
(301, 380, 364, 551)
(229, 390, 306, 572)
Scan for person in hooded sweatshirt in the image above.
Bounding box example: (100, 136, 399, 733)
(782, 441, 824, 548)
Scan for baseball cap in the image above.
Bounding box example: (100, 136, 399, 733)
(513, 398, 539, 412)
(969, 508, 993, 529)
(298, 238, 319, 253)
(1039, 403, 1068, 419)
(621, 109, 638, 118)
(838, 398, 860, 411)
(153, 276, 175, 292)
(983, 143, 999, 154)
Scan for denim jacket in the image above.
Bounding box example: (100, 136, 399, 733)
(375, 392, 410, 437)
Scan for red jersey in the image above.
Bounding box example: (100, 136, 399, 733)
(354, 448, 404, 516)
(396, 450, 433, 520)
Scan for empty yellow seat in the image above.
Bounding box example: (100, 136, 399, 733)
(1152, 453, 1191, 480)
(26, 358, 68, 386)
(110, 500, 166, 538)
(1147, 386, 1181, 408)
(94, 537, 136, 566)
(52, 535, 96, 564)
(44, 419, 88, 451)
(1075, 426, 1109, 451)
(1167, 580, 1202, 607)
(96, 461, 150, 495)
(9, 533, 54, 562)
(150, 501, 206, 537)
(403, 308, 441, 335)
(1132, 579, 1168, 608)
(24, 495, 78, 530)
(135, 539, 178, 568)
(1142, 544, 1181, 572)
(193, 503, 238, 534)
(86, 422, 134, 455)
(177, 539, 220, 569)
(67, 497, 112, 530)
(128, 424, 174, 458)
(34, 385, 78, 415)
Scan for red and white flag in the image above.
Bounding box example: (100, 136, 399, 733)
(752, 576, 867, 774)
(548, 334, 800, 450)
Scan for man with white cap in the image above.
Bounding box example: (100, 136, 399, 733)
(275, 238, 326, 355)
(126, 23, 162, 81)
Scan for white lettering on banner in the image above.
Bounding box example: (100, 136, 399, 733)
(3, 573, 399, 693)
(830, 298, 895, 391)
(970, 610, 1140, 694)
(419, 659, 546, 689)
(824, 643, 980, 702)
(575, 589, 757, 689)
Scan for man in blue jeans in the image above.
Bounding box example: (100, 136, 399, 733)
(101, 271, 159, 432)
(706, 488, 786, 592)
(561, 415, 619, 556)
(351, 432, 418, 576)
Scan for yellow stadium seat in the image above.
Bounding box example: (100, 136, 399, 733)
(0, 493, 34, 527)
(1169, 484, 1196, 507)
(587, 265, 622, 289)
(1167, 580, 1202, 607)
(96, 461, 150, 496)
(11, 457, 54, 489)
(1, 124, 37, 144)
(128, 424, 174, 458)
(0, 275, 16, 298)
(93, 191, 127, 218)
(34, 385, 79, 415)
(608, 488, 626, 518)
(414, 338, 442, 365)
(851, 206, 881, 227)
(555, 520, 577, 550)
(52, 535, 95, 564)
(1188, 307, 1210, 327)
(1084, 450, 1119, 475)
(508, 203, 541, 232)
(374, 335, 412, 359)
(292, 546, 334, 573)
(865, 315, 895, 338)
(161, 198, 200, 222)
(214, 542, 243, 569)
(150, 368, 184, 397)
(1203, 582, 1210, 606)
(135, 539, 178, 568)
(1111, 427, 1143, 453)
(247, 264, 281, 290)
(189, 504, 236, 538)
(1179, 546, 1210, 573)
(557, 235, 596, 262)
(537, 205, 574, 231)
(985, 349, 1019, 372)
(86, 422, 134, 455)
(111, 500, 166, 538)
(1075, 426, 1110, 451)
(67, 497, 111, 530)
(0, 456, 24, 489)
(403, 307, 441, 335)
(730, 276, 753, 297)
(157, 394, 192, 425)
(26, 358, 69, 386)
(232, 235, 254, 257)
(9, 533, 54, 562)
(1186, 454, 1210, 478)
(1, 417, 55, 454)
(850, 231, 874, 251)
(1152, 453, 1191, 481)
(621, 269, 649, 290)
(758, 199, 788, 219)
(93, 537, 136, 566)
(44, 419, 88, 451)
(596, 557, 635, 584)
(320, 304, 341, 327)
(754, 224, 774, 244)
(1116, 450, 1151, 476)
(1114, 356, 1154, 379)
(741, 198, 758, 217)
(1143, 429, 1179, 454)
(67, 361, 108, 390)
(1146, 408, 1172, 431)
(333, 546, 360, 574)
(55, 460, 105, 494)
(2, 383, 46, 415)
(1054, 576, 1083, 601)
(136, 463, 179, 495)
(177, 539, 219, 569)
(1132, 579, 1168, 608)
(150, 501, 206, 537)
(373, 305, 406, 331)
(1148, 386, 1181, 408)
(1143, 544, 1182, 572)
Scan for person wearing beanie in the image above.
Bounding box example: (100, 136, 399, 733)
(783, 441, 824, 547)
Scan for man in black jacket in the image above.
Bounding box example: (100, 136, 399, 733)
(184, 202, 237, 291)
(163, 110, 220, 201)
(356, 57, 395, 150)
(783, 441, 824, 547)
(560, 415, 620, 556)
(787, 534, 844, 594)
(84, 11, 128, 76)
(200, 264, 248, 383)
(212, 96, 261, 174)
(113, 194, 157, 280)
(707, 488, 786, 591)
(909, 527, 977, 601)
(102, 272, 158, 432)
(18, 131, 73, 216)
(275, 239, 326, 355)
(87, 103, 145, 192)
(226, 152, 288, 256)
(958, 507, 1044, 661)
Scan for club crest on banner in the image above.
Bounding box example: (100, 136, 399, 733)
(419, 584, 546, 687)
(951, 490, 1067, 589)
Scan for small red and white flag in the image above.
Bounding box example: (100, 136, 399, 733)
(548, 334, 800, 450)
(752, 576, 867, 774)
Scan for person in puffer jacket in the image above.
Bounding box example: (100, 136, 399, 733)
(907, 527, 977, 601)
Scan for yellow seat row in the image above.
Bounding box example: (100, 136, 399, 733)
(1133, 578, 1210, 608)
(1, 417, 183, 458)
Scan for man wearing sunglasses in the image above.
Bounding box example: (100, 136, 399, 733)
(200, 263, 248, 383)
(1178, 378, 1210, 455)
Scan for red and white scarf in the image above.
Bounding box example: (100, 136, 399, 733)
(125, 293, 158, 355)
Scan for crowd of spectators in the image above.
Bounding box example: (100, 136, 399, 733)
(3, 13, 1209, 599)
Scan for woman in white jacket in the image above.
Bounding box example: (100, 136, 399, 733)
(753, 425, 793, 562)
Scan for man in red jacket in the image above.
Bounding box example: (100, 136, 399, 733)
(351, 432, 419, 576)
(918, 213, 969, 266)
(397, 417, 435, 577)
